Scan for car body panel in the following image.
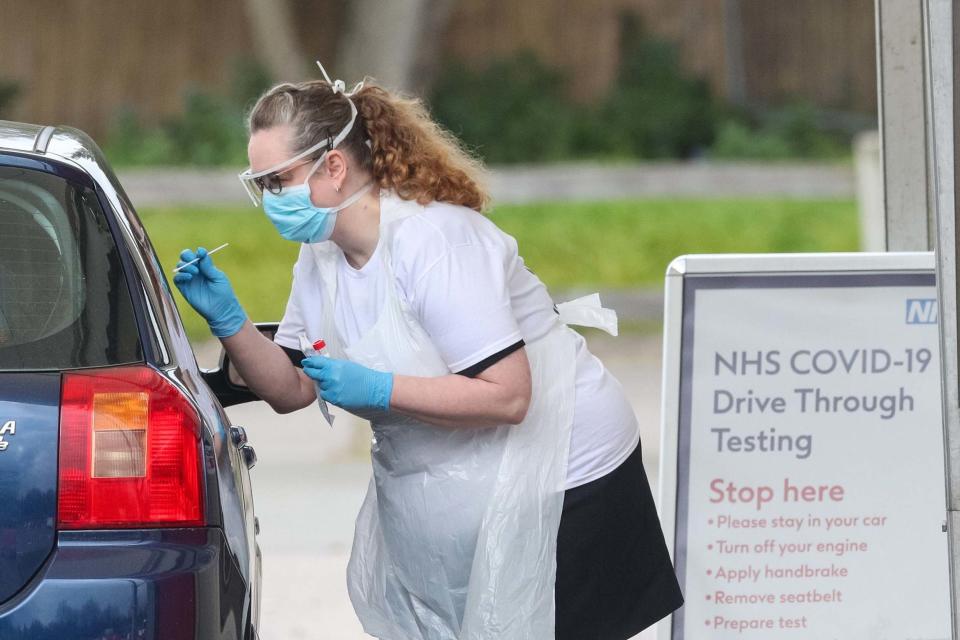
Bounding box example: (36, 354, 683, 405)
(0, 120, 261, 637)
(0, 528, 247, 640)
(0, 373, 60, 604)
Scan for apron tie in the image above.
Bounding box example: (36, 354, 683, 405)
(556, 292, 619, 336)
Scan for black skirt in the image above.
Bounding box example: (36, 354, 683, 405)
(555, 442, 684, 639)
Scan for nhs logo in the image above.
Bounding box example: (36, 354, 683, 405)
(906, 298, 938, 324)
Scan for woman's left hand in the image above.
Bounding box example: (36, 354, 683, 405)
(302, 356, 394, 412)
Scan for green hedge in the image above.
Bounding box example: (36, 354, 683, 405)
(428, 16, 853, 164)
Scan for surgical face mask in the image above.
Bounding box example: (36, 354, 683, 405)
(262, 159, 373, 243)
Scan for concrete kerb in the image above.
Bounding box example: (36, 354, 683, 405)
(118, 161, 855, 208)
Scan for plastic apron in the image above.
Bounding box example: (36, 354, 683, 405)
(307, 196, 618, 639)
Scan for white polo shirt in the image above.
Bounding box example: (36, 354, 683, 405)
(274, 191, 640, 489)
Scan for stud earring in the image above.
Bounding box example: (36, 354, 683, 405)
(336, 184, 341, 193)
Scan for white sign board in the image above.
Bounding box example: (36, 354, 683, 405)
(657, 253, 949, 639)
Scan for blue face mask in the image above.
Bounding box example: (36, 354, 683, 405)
(262, 165, 373, 243)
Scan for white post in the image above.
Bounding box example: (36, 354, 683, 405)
(876, 0, 935, 250)
(926, 0, 960, 636)
(854, 130, 884, 252)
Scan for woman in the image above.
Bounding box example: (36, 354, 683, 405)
(174, 67, 683, 639)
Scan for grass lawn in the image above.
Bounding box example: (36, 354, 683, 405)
(139, 198, 859, 339)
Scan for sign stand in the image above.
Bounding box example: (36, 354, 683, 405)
(925, 0, 960, 637)
(657, 252, 950, 638)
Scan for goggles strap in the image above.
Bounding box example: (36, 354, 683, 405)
(316, 61, 365, 97)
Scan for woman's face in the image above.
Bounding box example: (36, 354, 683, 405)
(247, 124, 343, 207)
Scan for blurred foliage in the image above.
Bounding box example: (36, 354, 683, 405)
(430, 14, 855, 164)
(427, 52, 579, 163)
(104, 57, 272, 166)
(429, 17, 719, 163)
(103, 14, 857, 167)
(140, 197, 858, 339)
(711, 103, 850, 160)
(0, 79, 21, 119)
(575, 13, 719, 159)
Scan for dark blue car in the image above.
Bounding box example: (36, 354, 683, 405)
(0, 120, 262, 639)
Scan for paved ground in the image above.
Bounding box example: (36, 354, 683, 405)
(198, 329, 666, 639)
(120, 161, 855, 208)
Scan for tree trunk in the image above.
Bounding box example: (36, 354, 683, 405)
(337, 0, 459, 95)
(241, 0, 308, 83)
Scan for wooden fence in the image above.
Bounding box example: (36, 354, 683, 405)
(0, 0, 876, 140)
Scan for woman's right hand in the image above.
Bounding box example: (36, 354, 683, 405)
(173, 247, 247, 338)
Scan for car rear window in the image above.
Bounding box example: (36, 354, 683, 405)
(0, 165, 142, 370)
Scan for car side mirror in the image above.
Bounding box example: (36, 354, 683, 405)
(201, 322, 280, 408)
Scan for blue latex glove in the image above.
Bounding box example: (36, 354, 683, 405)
(173, 247, 247, 338)
(302, 356, 394, 412)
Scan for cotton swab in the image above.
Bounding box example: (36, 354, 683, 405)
(173, 243, 230, 273)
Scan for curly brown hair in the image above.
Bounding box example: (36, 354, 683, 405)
(246, 79, 489, 212)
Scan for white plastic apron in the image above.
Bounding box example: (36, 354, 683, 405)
(307, 195, 617, 639)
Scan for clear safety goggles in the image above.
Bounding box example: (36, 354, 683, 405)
(238, 61, 364, 206)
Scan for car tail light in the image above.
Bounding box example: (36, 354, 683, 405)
(58, 365, 205, 529)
